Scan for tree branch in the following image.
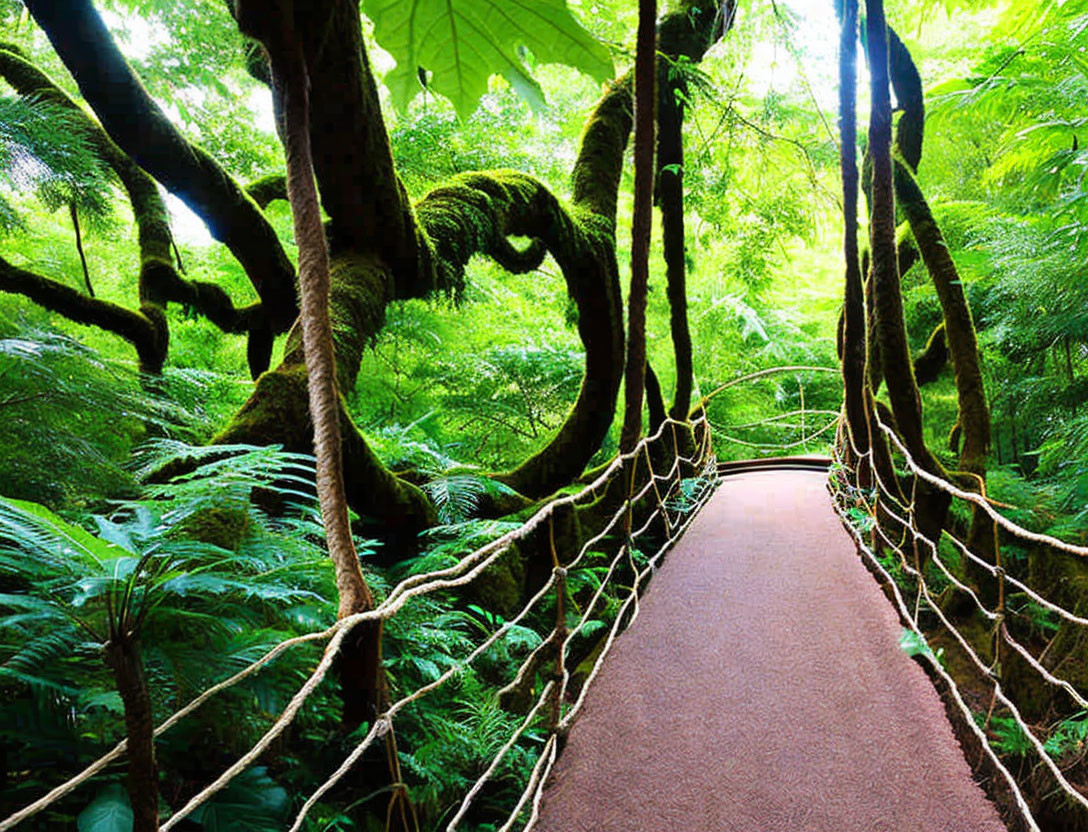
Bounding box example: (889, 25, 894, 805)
(23, 0, 299, 334)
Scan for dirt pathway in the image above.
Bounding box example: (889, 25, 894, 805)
(533, 469, 1005, 832)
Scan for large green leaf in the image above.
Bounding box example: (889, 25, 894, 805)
(77, 785, 133, 832)
(0, 498, 123, 569)
(363, 0, 614, 118)
(187, 767, 288, 831)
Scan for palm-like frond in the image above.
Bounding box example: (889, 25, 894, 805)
(0, 94, 116, 227)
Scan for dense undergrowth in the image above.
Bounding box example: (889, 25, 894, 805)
(3, 0, 1088, 828)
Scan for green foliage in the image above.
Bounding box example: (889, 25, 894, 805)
(898, 628, 946, 667)
(185, 767, 289, 831)
(0, 317, 213, 506)
(979, 713, 1035, 758)
(0, 444, 356, 825)
(0, 94, 116, 232)
(77, 785, 132, 832)
(364, 0, 613, 118)
(1044, 711, 1088, 762)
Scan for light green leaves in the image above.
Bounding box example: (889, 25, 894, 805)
(78, 785, 132, 832)
(363, 0, 614, 118)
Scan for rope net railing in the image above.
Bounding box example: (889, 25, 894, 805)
(1, 415, 718, 832)
(700, 365, 841, 456)
(831, 409, 1088, 832)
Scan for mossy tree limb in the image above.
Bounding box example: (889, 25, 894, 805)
(24, 0, 299, 335)
(0, 254, 165, 372)
(865, 2, 928, 467)
(913, 323, 949, 386)
(0, 42, 277, 377)
(887, 34, 990, 477)
(294, 0, 438, 302)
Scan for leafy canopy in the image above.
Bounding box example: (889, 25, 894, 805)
(363, 0, 614, 118)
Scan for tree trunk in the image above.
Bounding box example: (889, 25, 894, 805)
(865, 0, 950, 539)
(657, 42, 691, 420)
(620, 0, 658, 452)
(838, 0, 869, 478)
(105, 635, 158, 832)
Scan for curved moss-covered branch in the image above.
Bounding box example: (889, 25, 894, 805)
(214, 0, 730, 533)
(23, 0, 299, 334)
(888, 26, 923, 172)
(0, 255, 164, 372)
(913, 322, 948, 386)
(417, 170, 624, 497)
(246, 173, 288, 209)
(895, 164, 989, 474)
(0, 43, 277, 377)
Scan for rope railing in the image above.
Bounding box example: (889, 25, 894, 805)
(699, 365, 840, 456)
(831, 407, 1088, 830)
(1, 413, 718, 832)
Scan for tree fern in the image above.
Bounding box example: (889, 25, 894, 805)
(0, 94, 116, 229)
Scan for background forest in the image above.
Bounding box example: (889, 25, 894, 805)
(1, 0, 1087, 828)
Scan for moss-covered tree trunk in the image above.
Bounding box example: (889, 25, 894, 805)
(837, 0, 870, 480)
(865, 0, 950, 544)
(885, 29, 994, 573)
(620, 0, 658, 452)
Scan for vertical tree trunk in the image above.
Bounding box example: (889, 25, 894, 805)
(657, 54, 692, 419)
(865, 0, 949, 543)
(838, 0, 869, 479)
(105, 636, 158, 831)
(620, 0, 658, 452)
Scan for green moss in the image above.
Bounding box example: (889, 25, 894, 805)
(177, 506, 253, 550)
(245, 173, 287, 208)
(215, 363, 312, 450)
(462, 544, 527, 619)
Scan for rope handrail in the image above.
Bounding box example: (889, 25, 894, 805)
(833, 406, 1088, 830)
(875, 417, 1088, 558)
(1, 412, 718, 832)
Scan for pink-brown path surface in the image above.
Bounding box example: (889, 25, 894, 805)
(533, 469, 1006, 832)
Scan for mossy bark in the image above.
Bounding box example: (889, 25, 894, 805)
(654, 4, 734, 420)
(913, 323, 948, 386)
(895, 165, 990, 475)
(620, 0, 657, 452)
(865, 0, 951, 543)
(105, 635, 159, 831)
(0, 254, 164, 372)
(24, 0, 299, 335)
(0, 43, 275, 377)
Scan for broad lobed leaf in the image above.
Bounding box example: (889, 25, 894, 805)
(364, 0, 614, 118)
